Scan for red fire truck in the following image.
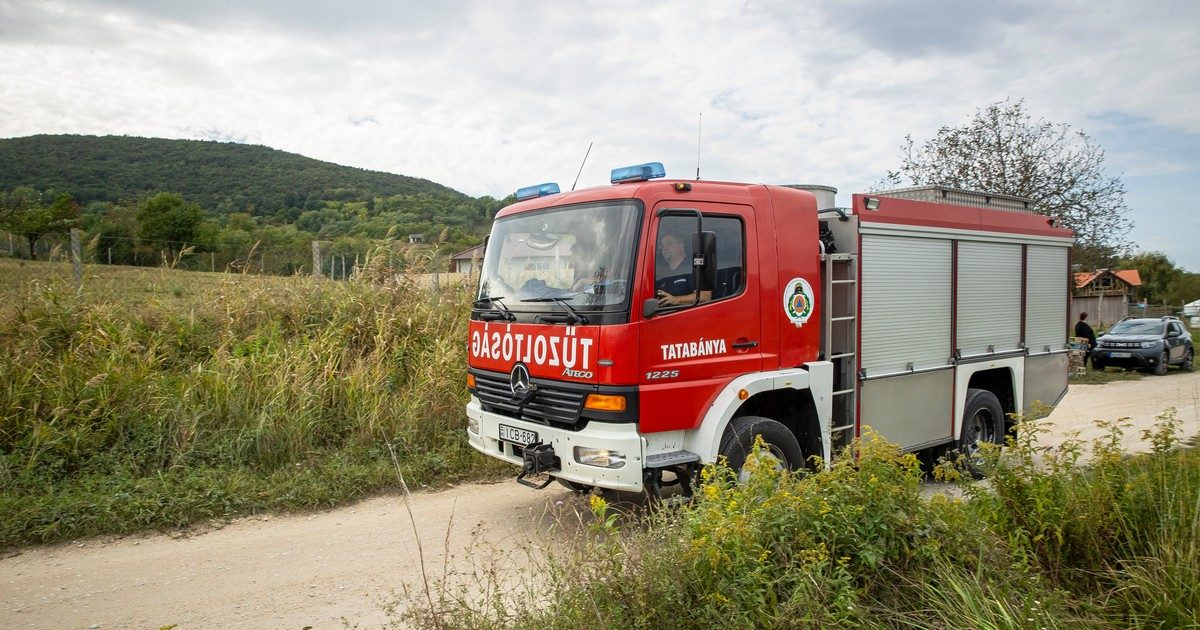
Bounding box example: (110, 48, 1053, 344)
(465, 162, 1073, 496)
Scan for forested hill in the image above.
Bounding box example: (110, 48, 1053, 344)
(0, 134, 470, 214)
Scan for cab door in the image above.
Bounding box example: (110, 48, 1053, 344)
(638, 202, 763, 433)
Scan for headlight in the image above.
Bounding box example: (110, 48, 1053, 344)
(468, 414, 479, 434)
(1141, 341, 1159, 348)
(574, 446, 626, 469)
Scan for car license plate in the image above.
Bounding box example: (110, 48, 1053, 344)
(498, 424, 537, 446)
(1111, 352, 1132, 358)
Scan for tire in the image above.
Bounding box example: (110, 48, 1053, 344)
(1091, 359, 1105, 371)
(1182, 349, 1194, 372)
(956, 389, 1003, 476)
(1154, 351, 1169, 376)
(718, 416, 804, 483)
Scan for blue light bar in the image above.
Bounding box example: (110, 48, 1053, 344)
(610, 162, 666, 184)
(515, 182, 561, 201)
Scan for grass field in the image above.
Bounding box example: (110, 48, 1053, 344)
(0, 257, 506, 548)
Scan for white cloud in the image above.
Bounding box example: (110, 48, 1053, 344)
(2, 0, 1198, 268)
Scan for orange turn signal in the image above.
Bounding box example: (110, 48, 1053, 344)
(466, 374, 476, 389)
(738, 388, 749, 400)
(584, 394, 627, 412)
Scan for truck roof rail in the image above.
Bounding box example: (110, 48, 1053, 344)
(874, 185, 1035, 214)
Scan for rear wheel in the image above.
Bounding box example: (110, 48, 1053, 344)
(956, 388, 1003, 476)
(1183, 349, 1194, 372)
(1154, 351, 1170, 375)
(718, 416, 803, 483)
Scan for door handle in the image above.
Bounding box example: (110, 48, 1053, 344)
(732, 340, 758, 349)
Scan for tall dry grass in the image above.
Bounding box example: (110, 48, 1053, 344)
(0, 253, 504, 548)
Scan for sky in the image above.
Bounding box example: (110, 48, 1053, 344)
(1, 0, 1198, 270)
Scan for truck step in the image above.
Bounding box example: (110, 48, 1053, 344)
(831, 424, 855, 433)
(646, 450, 701, 468)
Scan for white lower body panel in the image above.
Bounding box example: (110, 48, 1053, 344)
(466, 397, 646, 492)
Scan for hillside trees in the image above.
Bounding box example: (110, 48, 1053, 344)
(135, 192, 205, 249)
(878, 99, 1133, 258)
(0, 135, 470, 218)
(0, 188, 80, 260)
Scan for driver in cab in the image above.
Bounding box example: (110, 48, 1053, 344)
(656, 231, 711, 308)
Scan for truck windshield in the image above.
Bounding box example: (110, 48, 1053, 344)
(478, 201, 641, 314)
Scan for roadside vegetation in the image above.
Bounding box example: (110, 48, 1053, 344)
(402, 411, 1199, 629)
(0, 256, 507, 549)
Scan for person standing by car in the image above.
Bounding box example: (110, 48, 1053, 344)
(1075, 312, 1097, 365)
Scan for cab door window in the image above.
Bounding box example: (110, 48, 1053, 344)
(653, 215, 744, 310)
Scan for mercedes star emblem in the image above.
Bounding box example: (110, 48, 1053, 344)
(509, 363, 531, 396)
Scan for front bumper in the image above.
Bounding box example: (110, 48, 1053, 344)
(466, 397, 646, 492)
(1094, 347, 1161, 369)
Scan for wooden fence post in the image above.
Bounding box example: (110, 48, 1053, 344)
(70, 228, 83, 290)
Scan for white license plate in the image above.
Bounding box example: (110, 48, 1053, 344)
(1110, 352, 1132, 358)
(498, 424, 537, 446)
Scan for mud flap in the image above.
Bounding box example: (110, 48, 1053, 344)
(515, 441, 560, 489)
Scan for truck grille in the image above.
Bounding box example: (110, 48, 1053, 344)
(472, 370, 588, 429)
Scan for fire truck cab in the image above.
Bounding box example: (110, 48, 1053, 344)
(465, 163, 1073, 496)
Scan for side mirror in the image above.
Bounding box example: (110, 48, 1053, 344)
(643, 298, 659, 319)
(1167, 329, 1181, 338)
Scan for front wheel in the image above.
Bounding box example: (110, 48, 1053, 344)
(1154, 351, 1170, 375)
(718, 416, 804, 483)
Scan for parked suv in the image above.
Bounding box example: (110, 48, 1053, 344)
(1093, 316, 1194, 375)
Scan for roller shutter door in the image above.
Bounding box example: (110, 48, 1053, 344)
(1026, 245, 1069, 353)
(861, 235, 952, 375)
(957, 241, 1022, 356)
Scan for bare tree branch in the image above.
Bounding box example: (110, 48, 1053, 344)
(880, 99, 1133, 252)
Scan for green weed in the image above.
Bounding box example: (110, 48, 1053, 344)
(401, 414, 1199, 629)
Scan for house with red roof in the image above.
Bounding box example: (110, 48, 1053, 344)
(1072, 269, 1142, 326)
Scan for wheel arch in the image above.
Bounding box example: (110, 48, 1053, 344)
(682, 362, 833, 466)
(959, 363, 1019, 434)
(732, 388, 824, 467)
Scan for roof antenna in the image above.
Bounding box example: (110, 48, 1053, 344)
(695, 113, 703, 181)
(570, 141, 594, 191)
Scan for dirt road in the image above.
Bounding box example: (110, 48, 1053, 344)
(3, 370, 1198, 629)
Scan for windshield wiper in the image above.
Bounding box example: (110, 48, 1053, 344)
(520, 297, 589, 325)
(474, 296, 515, 321)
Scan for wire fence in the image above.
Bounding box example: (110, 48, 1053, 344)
(0, 229, 475, 298)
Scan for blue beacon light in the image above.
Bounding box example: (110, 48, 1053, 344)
(610, 162, 666, 184)
(515, 182, 561, 201)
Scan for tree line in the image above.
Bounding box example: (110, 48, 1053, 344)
(0, 186, 508, 274)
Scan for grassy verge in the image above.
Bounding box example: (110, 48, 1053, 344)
(0, 257, 507, 549)
(1069, 363, 1145, 385)
(400, 413, 1199, 629)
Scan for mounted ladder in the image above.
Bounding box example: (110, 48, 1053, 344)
(820, 252, 858, 451)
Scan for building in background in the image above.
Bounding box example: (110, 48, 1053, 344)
(449, 243, 485, 275)
(1072, 269, 1142, 327)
